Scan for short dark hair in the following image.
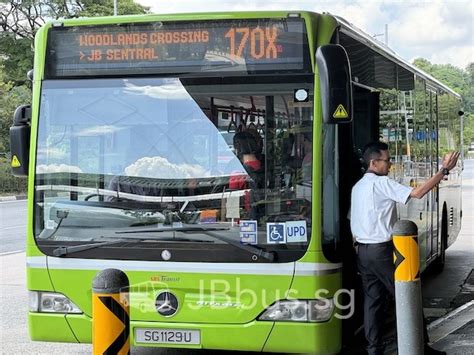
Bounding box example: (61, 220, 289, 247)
(233, 131, 259, 156)
(362, 141, 388, 166)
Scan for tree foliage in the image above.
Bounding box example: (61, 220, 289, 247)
(0, 68, 30, 192)
(78, 0, 149, 17)
(0, 76, 31, 153)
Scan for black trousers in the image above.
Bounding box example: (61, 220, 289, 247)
(356, 241, 429, 355)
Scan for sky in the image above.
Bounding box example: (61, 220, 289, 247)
(137, 0, 473, 70)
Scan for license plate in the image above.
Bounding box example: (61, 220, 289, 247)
(135, 328, 201, 345)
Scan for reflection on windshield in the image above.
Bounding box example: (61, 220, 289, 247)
(37, 78, 245, 178)
(125, 156, 209, 179)
(35, 76, 314, 261)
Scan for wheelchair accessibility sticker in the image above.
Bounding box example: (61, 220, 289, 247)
(266, 223, 286, 244)
(266, 221, 307, 244)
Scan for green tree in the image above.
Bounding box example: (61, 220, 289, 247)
(0, 36, 34, 84)
(464, 63, 474, 113)
(78, 0, 148, 17)
(1, 0, 73, 83)
(412, 58, 432, 73)
(0, 78, 31, 153)
(0, 67, 30, 192)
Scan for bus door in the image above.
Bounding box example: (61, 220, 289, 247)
(337, 84, 378, 342)
(427, 89, 439, 259)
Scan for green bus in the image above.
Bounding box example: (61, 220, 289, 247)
(10, 11, 463, 354)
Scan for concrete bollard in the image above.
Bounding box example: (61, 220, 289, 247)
(392, 220, 424, 355)
(92, 269, 130, 355)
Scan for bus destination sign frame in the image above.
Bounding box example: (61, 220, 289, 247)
(45, 18, 310, 78)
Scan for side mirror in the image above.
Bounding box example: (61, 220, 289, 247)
(316, 44, 353, 124)
(10, 105, 31, 177)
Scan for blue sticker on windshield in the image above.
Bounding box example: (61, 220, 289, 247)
(266, 223, 286, 244)
(240, 220, 257, 244)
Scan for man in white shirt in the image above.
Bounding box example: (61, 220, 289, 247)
(350, 141, 459, 355)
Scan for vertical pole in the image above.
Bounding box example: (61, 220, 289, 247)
(92, 269, 130, 355)
(114, 0, 118, 16)
(393, 220, 424, 355)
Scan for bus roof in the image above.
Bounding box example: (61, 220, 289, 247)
(334, 15, 461, 99)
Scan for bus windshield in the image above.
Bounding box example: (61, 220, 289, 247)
(35, 75, 314, 262)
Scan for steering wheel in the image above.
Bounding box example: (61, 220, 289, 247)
(84, 194, 99, 201)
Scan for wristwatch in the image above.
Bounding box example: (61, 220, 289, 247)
(442, 168, 450, 176)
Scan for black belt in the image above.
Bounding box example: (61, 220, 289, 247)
(355, 240, 393, 246)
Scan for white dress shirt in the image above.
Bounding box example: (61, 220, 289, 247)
(350, 173, 413, 244)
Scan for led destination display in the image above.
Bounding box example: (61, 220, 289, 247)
(46, 18, 309, 77)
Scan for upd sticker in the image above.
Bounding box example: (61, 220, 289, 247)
(286, 221, 307, 243)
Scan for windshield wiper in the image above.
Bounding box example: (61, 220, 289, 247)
(52, 239, 127, 257)
(116, 225, 230, 234)
(116, 225, 275, 262)
(203, 230, 275, 262)
(51, 234, 214, 257)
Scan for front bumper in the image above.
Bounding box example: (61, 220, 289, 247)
(29, 312, 341, 354)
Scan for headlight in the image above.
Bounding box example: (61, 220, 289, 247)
(29, 291, 82, 314)
(258, 299, 334, 322)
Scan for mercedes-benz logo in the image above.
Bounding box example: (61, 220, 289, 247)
(155, 291, 179, 317)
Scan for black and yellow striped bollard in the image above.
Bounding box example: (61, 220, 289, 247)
(92, 269, 130, 355)
(392, 220, 424, 355)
